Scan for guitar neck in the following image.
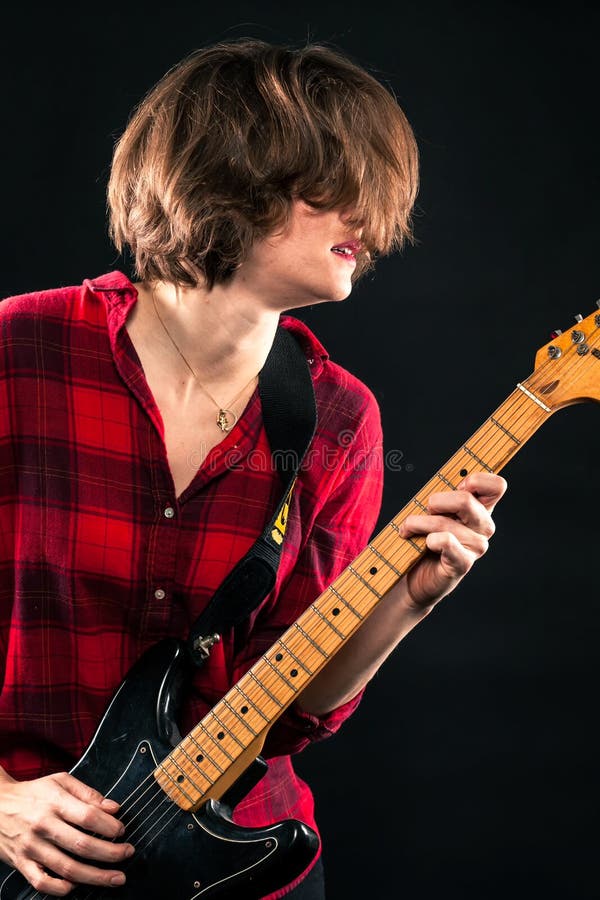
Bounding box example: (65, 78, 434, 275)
(154, 375, 553, 810)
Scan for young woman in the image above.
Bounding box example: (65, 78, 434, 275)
(0, 39, 506, 898)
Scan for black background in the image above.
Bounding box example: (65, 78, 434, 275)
(2, 2, 600, 898)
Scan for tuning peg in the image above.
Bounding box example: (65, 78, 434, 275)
(575, 313, 584, 322)
(596, 299, 600, 309)
(550, 329, 562, 339)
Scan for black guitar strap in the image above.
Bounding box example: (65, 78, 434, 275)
(187, 325, 318, 666)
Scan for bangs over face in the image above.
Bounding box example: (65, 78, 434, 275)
(107, 39, 419, 289)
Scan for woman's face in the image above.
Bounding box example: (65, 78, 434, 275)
(234, 199, 366, 312)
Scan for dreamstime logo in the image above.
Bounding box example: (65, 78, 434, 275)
(186, 428, 414, 474)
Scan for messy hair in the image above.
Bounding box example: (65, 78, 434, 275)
(107, 38, 419, 289)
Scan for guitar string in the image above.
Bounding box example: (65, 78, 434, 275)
(27, 789, 184, 900)
(23, 323, 600, 899)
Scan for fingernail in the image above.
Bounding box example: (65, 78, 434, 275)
(110, 874, 126, 886)
(125, 844, 135, 857)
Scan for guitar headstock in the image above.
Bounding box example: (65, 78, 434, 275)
(530, 305, 600, 409)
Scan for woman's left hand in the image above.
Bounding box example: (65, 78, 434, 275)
(398, 472, 507, 610)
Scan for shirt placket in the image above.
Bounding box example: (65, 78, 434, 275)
(143, 488, 181, 639)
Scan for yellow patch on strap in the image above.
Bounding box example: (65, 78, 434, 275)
(270, 479, 296, 546)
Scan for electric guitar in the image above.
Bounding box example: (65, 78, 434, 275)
(2, 307, 599, 899)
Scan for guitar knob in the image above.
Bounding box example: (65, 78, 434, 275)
(574, 314, 584, 322)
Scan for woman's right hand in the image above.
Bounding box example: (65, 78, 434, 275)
(0, 770, 134, 896)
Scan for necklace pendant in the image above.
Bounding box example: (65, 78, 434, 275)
(217, 409, 237, 433)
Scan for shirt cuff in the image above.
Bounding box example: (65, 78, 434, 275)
(262, 687, 365, 758)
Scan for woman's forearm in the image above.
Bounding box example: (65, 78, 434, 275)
(296, 578, 433, 716)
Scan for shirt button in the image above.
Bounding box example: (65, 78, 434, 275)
(164, 506, 175, 519)
(154, 588, 166, 600)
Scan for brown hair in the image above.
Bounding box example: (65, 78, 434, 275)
(107, 39, 419, 289)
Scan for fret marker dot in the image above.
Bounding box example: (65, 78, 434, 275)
(369, 566, 378, 575)
(460, 468, 468, 477)
(217, 731, 225, 740)
(196, 754, 204, 762)
(241, 706, 248, 714)
(332, 607, 340, 616)
(177, 775, 185, 783)
(275, 653, 283, 661)
(290, 668, 298, 678)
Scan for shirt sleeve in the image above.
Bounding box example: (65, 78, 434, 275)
(230, 389, 384, 758)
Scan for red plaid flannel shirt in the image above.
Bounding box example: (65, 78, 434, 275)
(0, 270, 383, 897)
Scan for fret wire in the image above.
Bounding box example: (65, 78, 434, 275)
(277, 639, 313, 675)
(460, 416, 516, 475)
(199, 723, 235, 761)
(210, 711, 246, 750)
(168, 752, 205, 795)
(281, 625, 332, 672)
(286, 609, 349, 669)
(263, 655, 298, 692)
(178, 743, 215, 785)
(466, 412, 522, 466)
(413, 498, 427, 512)
(187, 733, 224, 774)
(490, 416, 520, 443)
(436, 472, 457, 489)
(371, 529, 426, 580)
(461, 414, 537, 486)
(249, 670, 284, 707)
(348, 565, 382, 599)
(249, 659, 295, 703)
(389, 521, 425, 554)
(329, 584, 363, 618)
(368, 541, 404, 576)
(485, 403, 544, 459)
(310, 603, 346, 639)
(232, 684, 270, 723)
(222, 698, 258, 736)
(462, 445, 493, 472)
(294, 621, 329, 657)
(472, 392, 544, 463)
(158, 762, 195, 804)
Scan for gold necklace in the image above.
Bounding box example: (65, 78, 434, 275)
(150, 287, 257, 433)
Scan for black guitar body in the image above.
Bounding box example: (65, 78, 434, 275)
(0, 640, 319, 899)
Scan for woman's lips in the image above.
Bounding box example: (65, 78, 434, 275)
(331, 240, 362, 263)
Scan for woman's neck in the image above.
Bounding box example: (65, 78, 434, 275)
(132, 277, 281, 392)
